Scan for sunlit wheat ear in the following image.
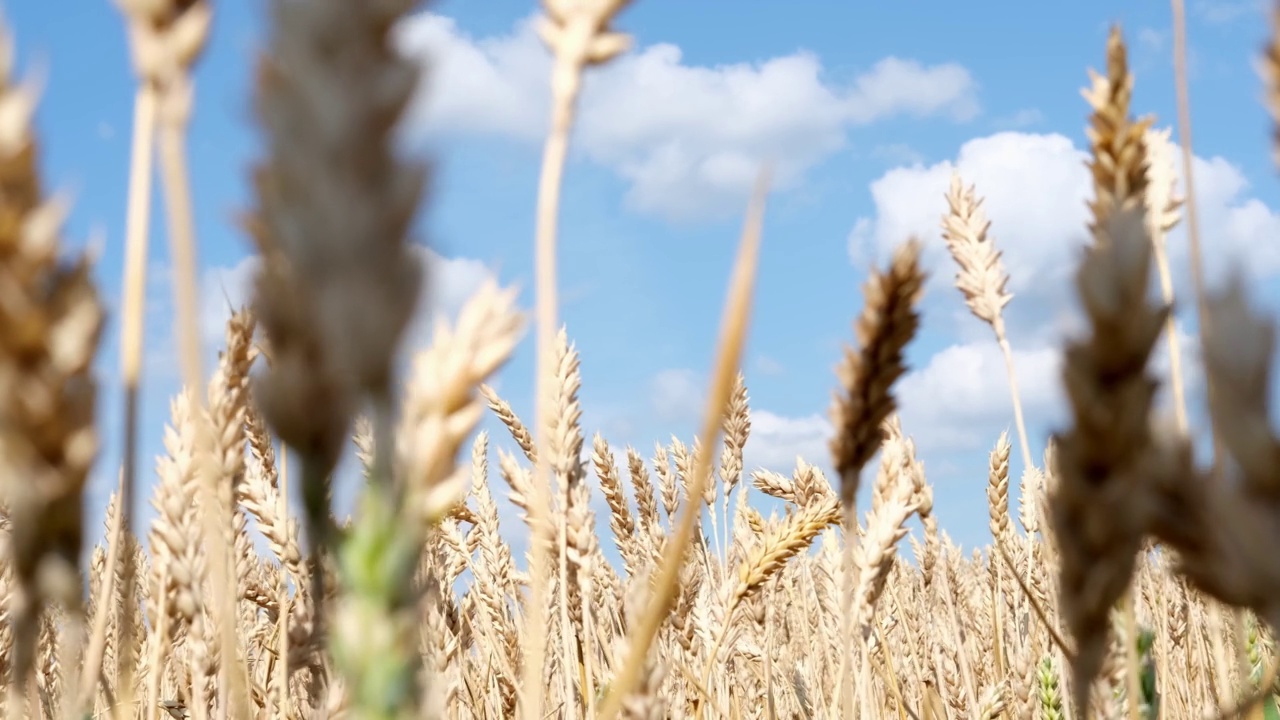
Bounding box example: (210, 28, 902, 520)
(986, 432, 1012, 546)
(592, 434, 641, 577)
(867, 419, 901, 518)
(1051, 26, 1169, 716)
(481, 384, 538, 464)
(827, 240, 923, 717)
(0, 17, 105, 695)
(531, 325, 592, 713)
(941, 175, 1035, 477)
(246, 0, 428, 562)
(1054, 193, 1168, 716)
(146, 390, 210, 717)
(829, 239, 926, 509)
(398, 281, 525, 525)
(207, 309, 255, 534)
(703, 495, 841, 685)
(941, 175, 1012, 331)
(717, 373, 750, 558)
(1083, 27, 1154, 235)
(851, 428, 925, 633)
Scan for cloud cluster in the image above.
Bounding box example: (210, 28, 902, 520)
(395, 13, 980, 221)
(848, 130, 1280, 354)
(842, 129, 1257, 463)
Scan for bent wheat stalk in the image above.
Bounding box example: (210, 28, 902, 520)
(597, 168, 769, 720)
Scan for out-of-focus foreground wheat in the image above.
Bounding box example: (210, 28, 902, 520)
(4, 0, 1280, 718)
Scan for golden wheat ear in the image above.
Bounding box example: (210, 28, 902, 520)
(825, 239, 925, 717)
(244, 2, 434, 708)
(829, 239, 926, 510)
(0, 14, 106, 705)
(1053, 25, 1170, 715)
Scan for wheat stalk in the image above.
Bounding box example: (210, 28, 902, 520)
(523, 2, 635, 716)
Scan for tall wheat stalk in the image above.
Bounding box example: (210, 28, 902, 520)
(522, 2, 634, 717)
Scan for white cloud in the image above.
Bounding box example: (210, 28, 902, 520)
(396, 15, 550, 142)
(743, 410, 832, 475)
(848, 131, 1092, 299)
(897, 340, 1063, 452)
(847, 130, 1280, 346)
(395, 13, 980, 221)
(893, 321, 1203, 459)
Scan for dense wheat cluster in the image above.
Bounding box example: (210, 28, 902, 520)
(5, 0, 1280, 718)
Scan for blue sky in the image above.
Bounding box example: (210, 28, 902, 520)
(10, 0, 1280, 555)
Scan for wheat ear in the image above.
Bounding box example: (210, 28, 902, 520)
(940, 175, 1030, 473)
(1053, 26, 1167, 716)
(247, 6, 429, 703)
(828, 239, 925, 715)
(0, 17, 105, 711)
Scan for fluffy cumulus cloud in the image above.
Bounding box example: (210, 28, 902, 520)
(743, 410, 832, 475)
(848, 131, 1092, 302)
(849, 130, 1280, 333)
(394, 13, 980, 221)
(849, 129, 1241, 460)
(896, 340, 1063, 452)
(887, 322, 1201, 490)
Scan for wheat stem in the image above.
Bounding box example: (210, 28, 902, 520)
(597, 169, 768, 720)
(108, 77, 158, 720)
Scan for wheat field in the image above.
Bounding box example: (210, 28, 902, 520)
(2, 0, 1280, 718)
